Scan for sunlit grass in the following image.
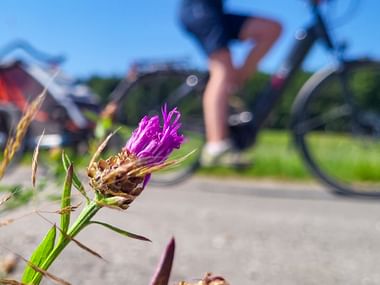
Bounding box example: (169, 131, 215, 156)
(4, 129, 380, 184)
(304, 132, 380, 182)
(199, 130, 380, 184)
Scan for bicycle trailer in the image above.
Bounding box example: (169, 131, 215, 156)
(0, 59, 100, 150)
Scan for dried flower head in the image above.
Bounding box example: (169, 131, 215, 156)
(178, 273, 230, 285)
(88, 105, 184, 209)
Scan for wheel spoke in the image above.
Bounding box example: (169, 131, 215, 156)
(294, 61, 380, 196)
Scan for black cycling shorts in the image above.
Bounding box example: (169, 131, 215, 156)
(179, 0, 251, 56)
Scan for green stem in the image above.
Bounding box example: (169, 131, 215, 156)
(31, 200, 100, 285)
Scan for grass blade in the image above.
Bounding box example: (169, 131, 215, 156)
(59, 164, 73, 240)
(31, 130, 45, 188)
(61, 152, 89, 202)
(54, 226, 103, 260)
(0, 279, 26, 285)
(19, 255, 71, 285)
(89, 221, 151, 242)
(21, 225, 56, 283)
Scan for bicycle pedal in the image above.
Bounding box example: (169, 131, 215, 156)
(228, 111, 253, 126)
(229, 116, 257, 151)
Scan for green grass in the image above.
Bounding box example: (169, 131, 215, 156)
(305, 132, 380, 182)
(198, 130, 380, 184)
(199, 130, 310, 180)
(4, 129, 380, 186)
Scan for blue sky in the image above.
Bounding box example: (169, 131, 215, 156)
(0, 0, 379, 77)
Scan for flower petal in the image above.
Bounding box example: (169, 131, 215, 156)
(125, 104, 184, 165)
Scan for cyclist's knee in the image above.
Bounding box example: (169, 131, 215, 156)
(258, 20, 282, 44)
(207, 49, 239, 94)
(240, 17, 282, 44)
(209, 49, 234, 75)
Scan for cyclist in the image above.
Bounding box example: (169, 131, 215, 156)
(179, 0, 282, 167)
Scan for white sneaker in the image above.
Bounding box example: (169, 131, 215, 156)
(200, 146, 251, 168)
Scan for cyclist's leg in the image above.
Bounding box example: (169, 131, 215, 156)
(179, 1, 250, 166)
(202, 49, 251, 167)
(203, 48, 236, 143)
(237, 17, 282, 84)
(179, 1, 236, 144)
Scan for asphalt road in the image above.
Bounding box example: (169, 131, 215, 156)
(1, 169, 380, 285)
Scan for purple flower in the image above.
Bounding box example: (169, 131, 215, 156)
(87, 105, 184, 209)
(124, 105, 184, 165)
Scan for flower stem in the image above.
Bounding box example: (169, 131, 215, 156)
(31, 201, 100, 285)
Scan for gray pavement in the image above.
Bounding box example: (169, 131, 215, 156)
(1, 168, 380, 285)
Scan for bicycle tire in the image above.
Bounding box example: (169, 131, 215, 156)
(113, 70, 206, 186)
(291, 59, 380, 197)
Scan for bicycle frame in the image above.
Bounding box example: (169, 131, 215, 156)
(248, 1, 340, 135)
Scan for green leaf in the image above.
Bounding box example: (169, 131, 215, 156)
(61, 152, 89, 202)
(89, 221, 151, 242)
(59, 164, 73, 239)
(21, 225, 56, 283)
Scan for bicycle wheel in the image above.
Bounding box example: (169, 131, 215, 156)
(292, 60, 380, 196)
(113, 70, 205, 186)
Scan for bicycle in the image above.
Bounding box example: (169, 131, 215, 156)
(108, 0, 380, 197)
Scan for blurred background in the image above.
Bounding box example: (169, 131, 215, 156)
(1, 1, 380, 284)
(0, 0, 379, 77)
(0, 0, 378, 185)
(0, 0, 379, 187)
